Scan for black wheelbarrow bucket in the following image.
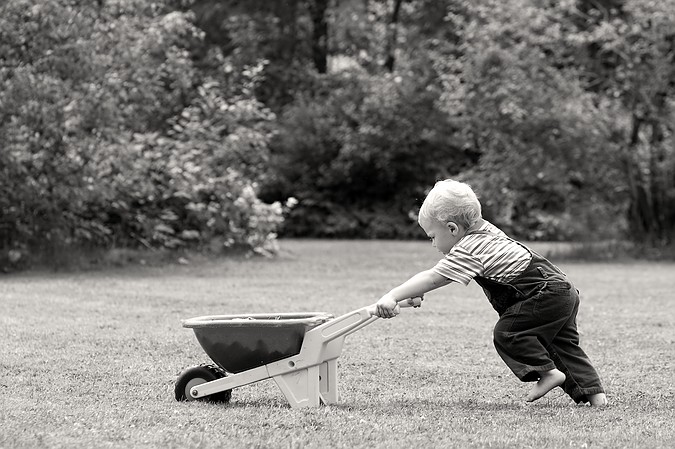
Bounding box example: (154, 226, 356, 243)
(175, 297, 423, 408)
(183, 312, 334, 374)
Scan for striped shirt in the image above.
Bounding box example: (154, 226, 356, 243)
(431, 221, 532, 286)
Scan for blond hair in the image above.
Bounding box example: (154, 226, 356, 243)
(419, 180, 482, 228)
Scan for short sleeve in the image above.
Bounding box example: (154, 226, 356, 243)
(431, 246, 485, 286)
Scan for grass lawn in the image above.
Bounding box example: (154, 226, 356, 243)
(1, 239, 674, 449)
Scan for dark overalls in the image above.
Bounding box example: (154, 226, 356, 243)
(469, 231, 605, 403)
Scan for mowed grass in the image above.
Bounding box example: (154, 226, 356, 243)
(1, 239, 674, 449)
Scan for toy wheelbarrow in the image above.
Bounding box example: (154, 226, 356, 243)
(175, 297, 423, 408)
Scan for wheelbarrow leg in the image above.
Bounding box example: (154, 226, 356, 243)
(273, 365, 321, 408)
(268, 310, 373, 408)
(272, 360, 340, 408)
(319, 358, 339, 405)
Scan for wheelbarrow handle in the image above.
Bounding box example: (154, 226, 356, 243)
(311, 296, 424, 344)
(365, 295, 424, 316)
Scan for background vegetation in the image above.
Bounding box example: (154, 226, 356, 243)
(2, 240, 674, 448)
(2, 0, 675, 270)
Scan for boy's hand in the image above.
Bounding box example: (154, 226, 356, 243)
(375, 294, 399, 319)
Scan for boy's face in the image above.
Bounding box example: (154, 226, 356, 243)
(419, 215, 464, 255)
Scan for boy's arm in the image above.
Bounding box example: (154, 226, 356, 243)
(375, 269, 451, 318)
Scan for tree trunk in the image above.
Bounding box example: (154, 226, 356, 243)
(625, 114, 674, 246)
(384, 0, 403, 72)
(310, 0, 329, 73)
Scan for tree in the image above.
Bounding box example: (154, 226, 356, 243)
(189, 0, 318, 109)
(562, 0, 675, 246)
(427, 0, 627, 240)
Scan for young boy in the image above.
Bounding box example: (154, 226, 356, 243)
(375, 179, 607, 406)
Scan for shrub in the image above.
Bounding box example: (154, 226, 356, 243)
(261, 68, 471, 238)
(0, 1, 283, 271)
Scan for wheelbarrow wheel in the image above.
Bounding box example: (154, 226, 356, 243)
(175, 365, 232, 403)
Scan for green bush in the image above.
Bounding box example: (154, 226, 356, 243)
(0, 1, 283, 270)
(261, 68, 471, 238)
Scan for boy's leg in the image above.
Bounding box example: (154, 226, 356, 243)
(546, 291, 606, 405)
(493, 296, 574, 397)
(493, 284, 597, 401)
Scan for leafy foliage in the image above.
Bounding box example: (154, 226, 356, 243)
(2, 0, 675, 270)
(261, 68, 471, 238)
(432, 1, 630, 240)
(562, 0, 675, 245)
(0, 0, 283, 269)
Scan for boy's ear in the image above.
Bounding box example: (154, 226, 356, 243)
(446, 221, 459, 234)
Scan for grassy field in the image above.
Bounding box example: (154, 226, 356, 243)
(1, 239, 674, 449)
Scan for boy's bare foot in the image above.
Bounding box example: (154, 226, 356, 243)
(588, 393, 608, 407)
(526, 369, 566, 402)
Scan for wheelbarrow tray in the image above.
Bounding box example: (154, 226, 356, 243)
(182, 313, 333, 373)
